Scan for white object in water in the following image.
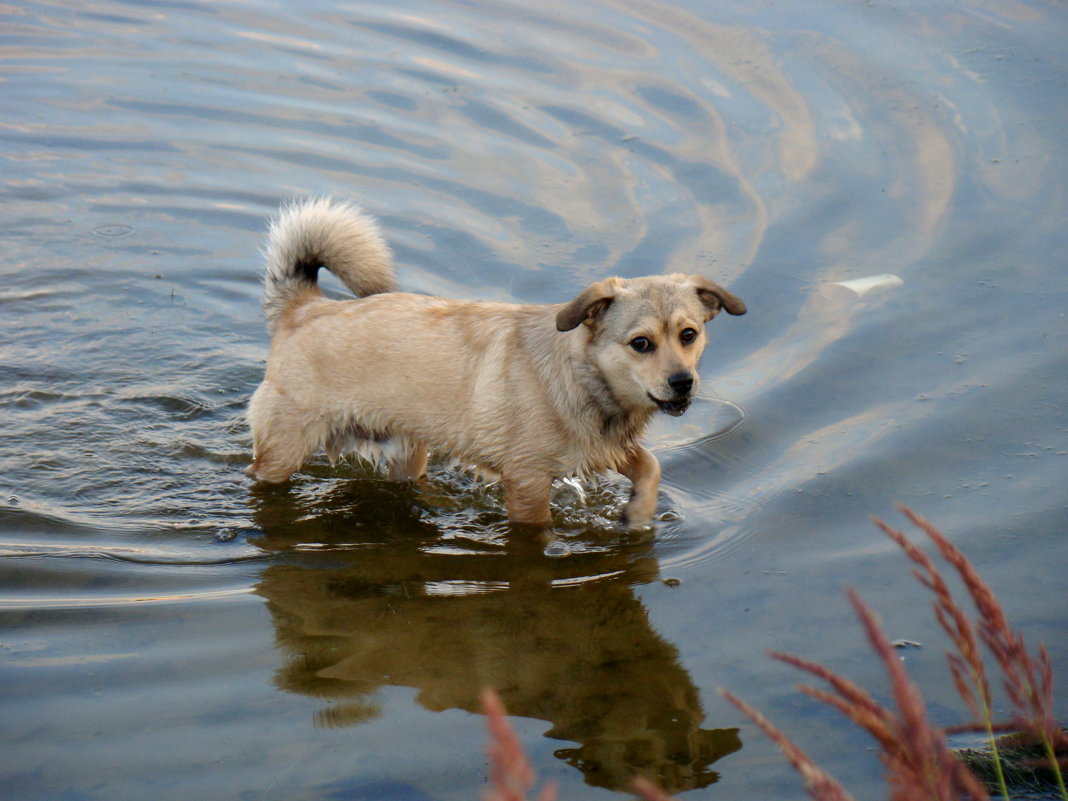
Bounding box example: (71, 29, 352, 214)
(829, 273, 904, 297)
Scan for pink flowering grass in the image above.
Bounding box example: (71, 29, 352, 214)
(718, 688, 857, 801)
(877, 506, 1067, 797)
(482, 689, 557, 801)
(723, 507, 1064, 801)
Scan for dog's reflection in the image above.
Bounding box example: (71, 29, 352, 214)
(250, 480, 740, 792)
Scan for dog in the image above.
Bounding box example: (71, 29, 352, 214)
(246, 198, 745, 527)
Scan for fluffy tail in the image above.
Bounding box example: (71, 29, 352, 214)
(261, 197, 396, 335)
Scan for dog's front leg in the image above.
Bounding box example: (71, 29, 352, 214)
(618, 446, 661, 527)
(503, 473, 553, 525)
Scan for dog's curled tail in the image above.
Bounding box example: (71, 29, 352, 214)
(261, 197, 396, 334)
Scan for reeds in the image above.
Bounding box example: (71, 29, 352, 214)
(871, 508, 1009, 796)
(723, 505, 1065, 801)
(724, 587, 991, 801)
(480, 507, 1065, 801)
(717, 688, 858, 801)
(879, 506, 1067, 798)
(482, 689, 557, 801)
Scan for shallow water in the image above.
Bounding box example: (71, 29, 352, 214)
(2, 0, 1067, 799)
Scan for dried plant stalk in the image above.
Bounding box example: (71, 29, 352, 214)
(874, 511, 1007, 795)
(770, 650, 897, 748)
(889, 506, 1067, 799)
(846, 588, 991, 801)
(724, 581, 993, 799)
(631, 775, 678, 801)
(482, 689, 557, 801)
(720, 689, 858, 801)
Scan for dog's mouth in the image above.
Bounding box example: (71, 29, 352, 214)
(649, 394, 692, 417)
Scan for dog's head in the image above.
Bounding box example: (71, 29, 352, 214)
(556, 274, 745, 417)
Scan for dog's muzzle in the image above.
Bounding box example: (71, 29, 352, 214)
(650, 371, 695, 416)
(651, 395, 691, 416)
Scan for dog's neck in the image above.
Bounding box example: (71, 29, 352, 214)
(573, 357, 653, 447)
(601, 406, 653, 445)
(532, 314, 654, 458)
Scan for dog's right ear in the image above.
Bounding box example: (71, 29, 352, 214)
(556, 279, 619, 331)
(691, 275, 747, 319)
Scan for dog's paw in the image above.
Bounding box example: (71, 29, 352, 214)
(620, 503, 656, 531)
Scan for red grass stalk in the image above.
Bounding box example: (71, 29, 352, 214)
(873, 512, 1009, 796)
(481, 689, 557, 801)
(771, 651, 897, 748)
(719, 688, 858, 801)
(757, 590, 989, 800)
(872, 514, 993, 727)
(846, 588, 991, 801)
(631, 775, 677, 801)
(895, 505, 1067, 793)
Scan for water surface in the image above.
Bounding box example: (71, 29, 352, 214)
(2, 1, 1067, 799)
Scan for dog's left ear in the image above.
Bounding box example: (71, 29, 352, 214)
(691, 276, 746, 320)
(556, 279, 620, 331)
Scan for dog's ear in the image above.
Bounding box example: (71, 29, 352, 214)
(691, 276, 746, 319)
(556, 279, 619, 331)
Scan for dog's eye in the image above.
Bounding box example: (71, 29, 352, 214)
(629, 336, 655, 353)
(680, 328, 698, 345)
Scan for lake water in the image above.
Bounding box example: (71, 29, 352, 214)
(2, 1, 1067, 799)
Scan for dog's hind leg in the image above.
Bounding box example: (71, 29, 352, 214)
(388, 441, 428, 481)
(246, 385, 313, 483)
(503, 473, 553, 525)
(246, 425, 313, 483)
(617, 446, 661, 527)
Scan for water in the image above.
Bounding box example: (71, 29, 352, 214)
(2, 0, 1067, 799)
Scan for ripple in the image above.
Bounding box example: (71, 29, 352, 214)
(0, 536, 265, 612)
(0, 540, 269, 567)
(657, 522, 755, 573)
(90, 222, 135, 239)
(0, 586, 253, 610)
(646, 394, 748, 452)
(0, 501, 101, 537)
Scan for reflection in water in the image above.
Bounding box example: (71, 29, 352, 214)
(250, 483, 740, 793)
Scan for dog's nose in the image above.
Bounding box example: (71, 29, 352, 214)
(667, 372, 694, 396)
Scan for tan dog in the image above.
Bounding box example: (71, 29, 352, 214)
(246, 198, 745, 526)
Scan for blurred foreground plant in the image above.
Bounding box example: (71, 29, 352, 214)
(480, 507, 1066, 801)
(877, 507, 1067, 798)
(722, 587, 990, 801)
(724, 506, 1066, 801)
(482, 689, 557, 801)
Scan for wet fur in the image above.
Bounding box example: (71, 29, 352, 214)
(246, 197, 745, 526)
